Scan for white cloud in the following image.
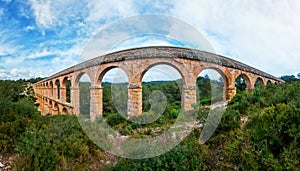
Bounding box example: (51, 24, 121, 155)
(0, 72, 10, 79)
(170, 0, 300, 76)
(111, 37, 174, 52)
(29, 0, 89, 29)
(86, 0, 137, 22)
(24, 25, 35, 31)
(0, 68, 41, 80)
(2, 0, 299, 81)
(9, 68, 41, 79)
(27, 48, 53, 59)
(29, 0, 55, 28)
(0, 31, 22, 56)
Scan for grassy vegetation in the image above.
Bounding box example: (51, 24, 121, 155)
(0, 77, 299, 170)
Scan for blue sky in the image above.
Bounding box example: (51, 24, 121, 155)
(0, 0, 299, 80)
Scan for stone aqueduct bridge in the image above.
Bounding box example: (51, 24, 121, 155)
(33, 46, 283, 119)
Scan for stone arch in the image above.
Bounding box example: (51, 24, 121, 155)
(267, 80, 272, 85)
(62, 107, 68, 114)
(197, 67, 228, 101)
(140, 62, 187, 87)
(75, 72, 91, 116)
(96, 66, 129, 87)
(49, 81, 54, 98)
(97, 67, 129, 115)
(73, 71, 93, 88)
(140, 63, 184, 114)
(61, 76, 71, 87)
(55, 79, 60, 99)
(53, 102, 59, 115)
(235, 73, 251, 91)
(48, 100, 53, 114)
(62, 76, 72, 103)
(255, 77, 264, 86)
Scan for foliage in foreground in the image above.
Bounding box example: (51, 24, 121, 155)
(0, 80, 299, 170)
(0, 80, 108, 170)
(110, 82, 300, 170)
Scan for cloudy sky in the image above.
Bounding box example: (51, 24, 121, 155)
(0, 0, 299, 80)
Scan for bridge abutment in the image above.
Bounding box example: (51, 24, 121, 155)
(60, 87, 66, 103)
(71, 87, 80, 115)
(226, 87, 236, 100)
(128, 85, 142, 116)
(182, 86, 197, 111)
(53, 87, 58, 99)
(90, 86, 103, 121)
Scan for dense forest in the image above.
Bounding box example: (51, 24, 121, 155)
(0, 75, 299, 170)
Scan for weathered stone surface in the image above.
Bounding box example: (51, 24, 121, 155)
(33, 46, 284, 117)
(128, 87, 142, 116)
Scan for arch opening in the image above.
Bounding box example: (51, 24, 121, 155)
(54, 102, 59, 114)
(197, 68, 226, 106)
(55, 79, 60, 100)
(141, 64, 183, 123)
(255, 77, 264, 87)
(49, 81, 54, 98)
(62, 107, 68, 115)
(62, 77, 71, 103)
(235, 74, 250, 92)
(79, 73, 91, 118)
(101, 68, 128, 117)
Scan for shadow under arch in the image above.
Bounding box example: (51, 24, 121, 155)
(62, 76, 72, 103)
(53, 102, 59, 114)
(55, 79, 60, 99)
(235, 73, 251, 92)
(255, 77, 264, 86)
(49, 81, 54, 98)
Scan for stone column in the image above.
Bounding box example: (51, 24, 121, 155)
(71, 87, 80, 115)
(45, 87, 47, 97)
(128, 85, 142, 117)
(246, 78, 255, 93)
(226, 86, 236, 100)
(48, 87, 51, 97)
(182, 86, 197, 111)
(60, 87, 67, 102)
(90, 86, 103, 121)
(53, 86, 58, 99)
(36, 97, 41, 111)
(40, 99, 44, 115)
(48, 102, 53, 115)
(43, 103, 48, 116)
